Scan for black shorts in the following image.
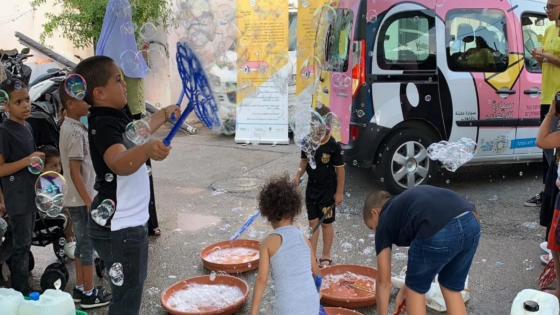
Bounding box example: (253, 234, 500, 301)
(306, 202, 336, 224)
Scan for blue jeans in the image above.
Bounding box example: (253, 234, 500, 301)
(88, 219, 148, 315)
(406, 212, 481, 294)
(68, 206, 94, 265)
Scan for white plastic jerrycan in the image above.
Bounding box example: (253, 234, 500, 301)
(18, 290, 75, 315)
(0, 288, 24, 315)
(511, 289, 560, 315)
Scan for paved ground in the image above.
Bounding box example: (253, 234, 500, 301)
(22, 122, 549, 314)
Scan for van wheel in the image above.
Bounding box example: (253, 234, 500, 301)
(378, 129, 437, 194)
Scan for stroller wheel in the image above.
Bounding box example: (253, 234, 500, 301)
(45, 262, 69, 284)
(40, 268, 67, 291)
(29, 251, 35, 272)
(95, 258, 105, 278)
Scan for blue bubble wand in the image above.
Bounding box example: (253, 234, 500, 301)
(163, 42, 221, 146)
(229, 178, 305, 242)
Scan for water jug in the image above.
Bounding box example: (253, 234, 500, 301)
(511, 289, 559, 315)
(18, 289, 75, 315)
(0, 288, 24, 315)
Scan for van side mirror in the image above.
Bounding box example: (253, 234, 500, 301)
(21, 48, 30, 54)
(384, 35, 390, 41)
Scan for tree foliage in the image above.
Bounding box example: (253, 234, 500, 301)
(30, 0, 172, 49)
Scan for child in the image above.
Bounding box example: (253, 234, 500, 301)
(537, 97, 560, 299)
(58, 86, 110, 308)
(74, 55, 180, 315)
(362, 185, 480, 315)
(38, 145, 76, 258)
(251, 173, 322, 315)
(0, 79, 45, 295)
(292, 106, 345, 267)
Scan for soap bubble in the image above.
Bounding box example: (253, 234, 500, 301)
(291, 107, 327, 169)
(35, 171, 68, 196)
(112, 0, 132, 17)
(120, 21, 137, 35)
(427, 137, 476, 172)
(141, 49, 165, 72)
(125, 119, 151, 145)
(120, 50, 141, 73)
(523, 259, 535, 271)
(176, 0, 217, 48)
(0, 90, 9, 105)
(209, 271, 216, 281)
(109, 262, 124, 286)
(91, 199, 116, 226)
(139, 22, 157, 40)
(323, 112, 341, 141)
(28, 156, 44, 174)
(105, 173, 114, 182)
(146, 165, 152, 176)
(35, 193, 65, 217)
(64, 74, 87, 100)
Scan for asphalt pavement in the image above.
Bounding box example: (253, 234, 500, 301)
(23, 122, 548, 314)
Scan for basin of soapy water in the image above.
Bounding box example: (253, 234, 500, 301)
(161, 275, 249, 315)
(324, 307, 365, 315)
(320, 264, 377, 308)
(201, 239, 260, 273)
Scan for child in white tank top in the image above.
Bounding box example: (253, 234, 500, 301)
(250, 173, 322, 315)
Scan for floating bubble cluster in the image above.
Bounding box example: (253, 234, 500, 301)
(105, 173, 114, 183)
(28, 156, 44, 175)
(91, 199, 116, 226)
(291, 107, 328, 169)
(109, 262, 124, 286)
(167, 283, 245, 313)
(125, 119, 151, 145)
(35, 171, 68, 217)
(64, 74, 87, 100)
(427, 137, 477, 172)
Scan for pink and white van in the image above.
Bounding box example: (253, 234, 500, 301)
(314, 0, 552, 194)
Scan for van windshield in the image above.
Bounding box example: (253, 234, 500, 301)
(324, 9, 353, 72)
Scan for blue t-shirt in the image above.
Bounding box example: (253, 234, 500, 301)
(374, 185, 475, 255)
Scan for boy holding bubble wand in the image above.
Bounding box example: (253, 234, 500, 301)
(74, 55, 180, 315)
(0, 78, 45, 295)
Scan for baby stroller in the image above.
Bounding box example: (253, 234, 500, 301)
(0, 210, 69, 291)
(1, 210, 106, 291)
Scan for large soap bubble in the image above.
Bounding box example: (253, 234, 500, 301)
(125, 120, 151, 145)
(427, 137, 477, 172)
(35, 171, 68, 217)
(291, 107, 328, 169)
(91, 199, 116, 226)
(64, 74, 87, 100)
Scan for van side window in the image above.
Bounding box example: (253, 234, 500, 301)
(446, 9, 509, 73)
(323, 9, 354, 72)
(521, 14, 552, 73)
(378, 11, 436, 71)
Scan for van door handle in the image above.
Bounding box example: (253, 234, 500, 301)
(523, 89, 541, 95)
(496, 88, 516, 95)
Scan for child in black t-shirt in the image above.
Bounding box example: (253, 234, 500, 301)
(0, 79, 45, 295)
(292, 106, 345, 268)
(362, 185, 480, 315)
(74, 55, 180, 315)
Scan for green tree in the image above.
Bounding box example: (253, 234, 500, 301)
(30, 0, 173, 49)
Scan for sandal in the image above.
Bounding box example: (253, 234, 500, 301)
(319, 258, 332, 268)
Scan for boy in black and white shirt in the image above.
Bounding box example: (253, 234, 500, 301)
(74, 55, 180, 315)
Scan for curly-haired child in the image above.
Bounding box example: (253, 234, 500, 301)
(251, 173, 322, 315)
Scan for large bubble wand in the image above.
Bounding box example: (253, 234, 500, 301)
(163, 42, 221, 146)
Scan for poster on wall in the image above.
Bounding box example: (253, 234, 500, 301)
(234, 0, 290, 145)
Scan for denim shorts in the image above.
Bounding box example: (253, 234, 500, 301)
(406, 211, 481, 294)
(68, 206, 94, 265)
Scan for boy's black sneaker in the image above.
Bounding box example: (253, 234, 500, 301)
(79, 286, 111, 309)
(72, 287, 83, 302)
(525, 192, 543, 207)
